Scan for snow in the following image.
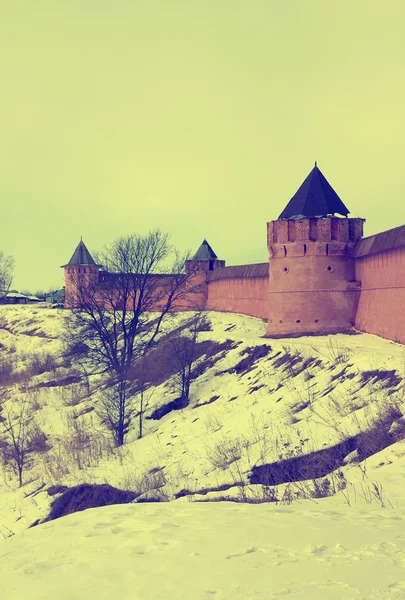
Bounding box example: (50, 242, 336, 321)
(1, 502, 405, 599)
(1, 305, 405, 598)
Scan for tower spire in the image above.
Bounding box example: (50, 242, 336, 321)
(193, 240, 218, 260)
(62, 239, 96, 267)
(278, 164, 349, 219)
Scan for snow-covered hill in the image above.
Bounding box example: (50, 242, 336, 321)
(0, 305, 405, 599)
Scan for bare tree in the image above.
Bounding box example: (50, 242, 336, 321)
(169, 313, 209, 407)
(34, 290, 47, 300)
(64, 230, 200, 446)
(0, 395, 39, 487)
(0, 250, 14, 300)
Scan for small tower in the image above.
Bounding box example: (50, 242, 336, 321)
(61, 239, 99, 308)
(265, 165, 365, 337)
(184, 240, 225, 310)
(186, 239, 225, 274)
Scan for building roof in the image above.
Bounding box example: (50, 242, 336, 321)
(193, 239, 218, 260)
(4, 292, 29, 299)
(352, 224, 405, 258)
(62, 240, 97, 267)
(279, 164, 350, 220)
(207, 263, 268, 281)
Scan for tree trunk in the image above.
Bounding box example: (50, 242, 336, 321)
(117, 378, 126, 446)
(138, 391, 143, 439)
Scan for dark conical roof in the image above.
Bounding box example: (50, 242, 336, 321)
(193, 239, 218, 260)
(279, 164, 350, 219)
(62, 240, 96, 267)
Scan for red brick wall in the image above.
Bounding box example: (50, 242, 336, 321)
(64, 225, 405, 346)
(64, 266, 100, 308)
(206, 276, 268, 319)
(354, 246, 405, 344)
(64, 267, 208, 311)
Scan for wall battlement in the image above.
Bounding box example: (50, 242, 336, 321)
(267, 217, 364, 246)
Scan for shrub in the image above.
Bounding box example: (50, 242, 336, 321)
(312, 340, 353, 365)
(206, 437, 242, 471)
(27, 352, 58, 377)
(0, 359, 18, 386)
(120, 466, 168, 500)
(28, 424, 51, 453)
(54, 381, 90, 407)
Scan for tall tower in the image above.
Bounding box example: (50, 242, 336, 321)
(62, 239, 99, 308)
(265, 165, 365, 337)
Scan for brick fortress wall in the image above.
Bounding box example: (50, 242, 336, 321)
(353, 226, 405, 344)
(64, 224, 405, 345)
(205, 264, 269, 320)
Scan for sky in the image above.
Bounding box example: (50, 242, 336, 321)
(1, 0, 404, 292)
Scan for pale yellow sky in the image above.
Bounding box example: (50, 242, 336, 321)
(1, 0, 404, 291)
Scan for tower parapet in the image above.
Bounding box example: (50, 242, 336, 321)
(265, 165, 365, 337)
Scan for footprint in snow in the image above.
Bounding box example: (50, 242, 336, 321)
(226, 546, 258, 559)
(305, 544, 328, 555)
(110, 526, 125, 535)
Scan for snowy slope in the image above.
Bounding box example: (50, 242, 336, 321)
(0, 305, 405, 598)
(2, 501, 405, 600)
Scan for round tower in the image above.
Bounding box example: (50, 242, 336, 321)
(61, 239, 99, 308)
(265, 165, 365, 337)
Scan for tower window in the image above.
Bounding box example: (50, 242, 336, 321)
(83, 268, 86, 273)
(283, 267, 289, 273)
(296, 319, 301, 323)
(327, 265, 334, 272)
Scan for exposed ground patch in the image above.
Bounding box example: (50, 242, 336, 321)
(250, 410, 405, 486)
(41, 483, 139, 523)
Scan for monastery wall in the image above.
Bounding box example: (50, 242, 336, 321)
(354, 245, 405, 344)
(205, 264, 269, 320)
